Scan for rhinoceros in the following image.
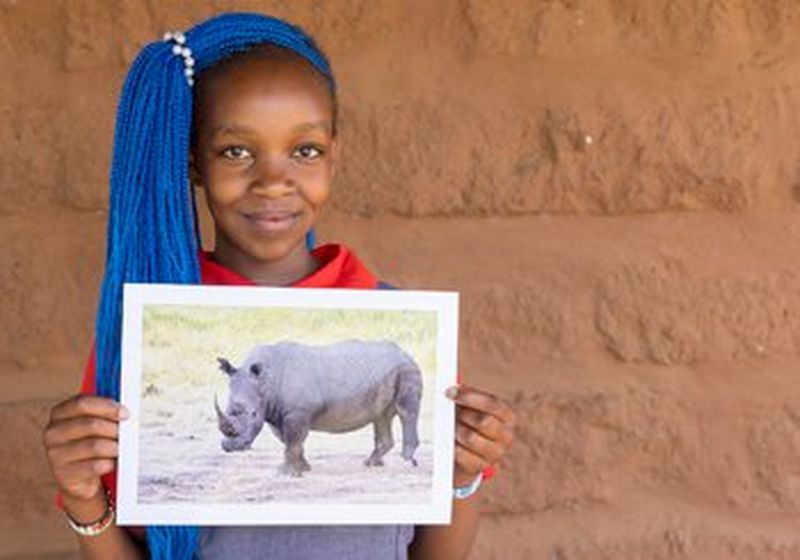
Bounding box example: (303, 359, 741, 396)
(214, 340, 423, 477)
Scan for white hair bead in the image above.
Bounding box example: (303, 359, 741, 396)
(164, 29, 195, 87)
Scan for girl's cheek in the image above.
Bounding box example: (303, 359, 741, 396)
(207, 170, 247, 195)
(297, 164, 333, 187)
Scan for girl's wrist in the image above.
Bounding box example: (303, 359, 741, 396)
(453, 469, 480, 488)
(62, 486, 109, 525)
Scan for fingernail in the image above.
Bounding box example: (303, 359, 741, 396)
(119, 406, 130, 420)
(445, 386, 458, 400)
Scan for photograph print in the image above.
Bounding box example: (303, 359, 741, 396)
(117, 284, 458, 526)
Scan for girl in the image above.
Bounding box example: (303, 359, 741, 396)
(42, 12, 516, 560)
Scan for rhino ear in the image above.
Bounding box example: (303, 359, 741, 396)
(217, 357, 236, 376)
(249, 363, 262, 376)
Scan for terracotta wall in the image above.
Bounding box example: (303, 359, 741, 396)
(3, 1, 800, 558)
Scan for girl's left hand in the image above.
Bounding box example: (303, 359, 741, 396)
(446, 384, 517, 487)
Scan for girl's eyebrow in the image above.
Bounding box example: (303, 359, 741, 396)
(212, 124, 256, 137)
(211, 121, 331, 138)
(291, 121, 331, 134)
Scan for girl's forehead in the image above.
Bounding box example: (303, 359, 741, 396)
(195, 56, 333, 126)
(199, 54, 329, 104)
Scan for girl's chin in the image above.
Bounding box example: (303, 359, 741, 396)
(215, 226, 314, 266)
(245, 236, 314, 263)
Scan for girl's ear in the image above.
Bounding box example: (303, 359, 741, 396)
(189, 152, 203, 189)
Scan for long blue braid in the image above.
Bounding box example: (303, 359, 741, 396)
(93, 12, 334, 558)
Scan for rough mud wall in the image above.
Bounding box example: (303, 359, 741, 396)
(2, 1, 800, 558)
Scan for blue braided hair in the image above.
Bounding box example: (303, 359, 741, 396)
(93, 12, 335, 558)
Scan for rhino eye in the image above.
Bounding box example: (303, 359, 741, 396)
(250, 363, 262, 376)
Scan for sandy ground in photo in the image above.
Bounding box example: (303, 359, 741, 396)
(136, 382, 435, 506)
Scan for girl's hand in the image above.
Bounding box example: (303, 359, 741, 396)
(42, 395, 128, 502)
(447, 385, 516, 488)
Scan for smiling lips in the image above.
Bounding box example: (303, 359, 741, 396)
(243, 208, 302, 233)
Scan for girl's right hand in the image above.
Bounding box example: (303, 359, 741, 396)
(42, 395, 128, 502)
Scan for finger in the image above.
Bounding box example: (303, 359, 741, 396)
(455, 421, 507, 465)
(56, 458, 117, 481)
(447, 385, 516, 425)
(457, 407, 515, 447)
(454, 442, 490, 477)
(49, 395, 128, 423)
(46, 437, 119, 468)
(44, 416, 120, 448)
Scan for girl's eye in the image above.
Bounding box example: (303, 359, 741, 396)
(293, 144, 324, 161)
(221, 146, 253, 161)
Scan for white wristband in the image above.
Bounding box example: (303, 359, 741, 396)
(453, 472, 483, 500)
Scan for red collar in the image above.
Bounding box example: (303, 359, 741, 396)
(199, 244, 378, 289)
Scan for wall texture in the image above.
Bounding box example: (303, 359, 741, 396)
(3, 0, 800, 558)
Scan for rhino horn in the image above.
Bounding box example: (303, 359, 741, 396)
(215, 394, 236, 436)
(217, 357, 236, 376)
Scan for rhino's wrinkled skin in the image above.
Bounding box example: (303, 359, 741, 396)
(215, 340, 423, 477)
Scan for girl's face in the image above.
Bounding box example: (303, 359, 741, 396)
(191, 53, 337, 276)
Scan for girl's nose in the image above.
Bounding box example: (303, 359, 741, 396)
(250, 158, 294, 198)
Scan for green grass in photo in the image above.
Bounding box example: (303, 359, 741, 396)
(141, 305, 438, 394)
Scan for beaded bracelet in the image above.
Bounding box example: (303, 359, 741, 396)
(64, 491, 116, 537)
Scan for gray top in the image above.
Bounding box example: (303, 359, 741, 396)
(198, 525, 414, 559)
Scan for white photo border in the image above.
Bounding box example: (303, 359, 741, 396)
(117, 283, 459, 526)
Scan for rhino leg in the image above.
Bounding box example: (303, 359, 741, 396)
(365, 407, 395, 467)
(279, 413, 311, 477)
(395, 367, 422, 467)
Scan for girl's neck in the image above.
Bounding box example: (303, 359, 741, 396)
(211, 236, 320, 287)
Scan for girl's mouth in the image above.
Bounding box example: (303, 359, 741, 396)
(244, 211, 301, 233)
